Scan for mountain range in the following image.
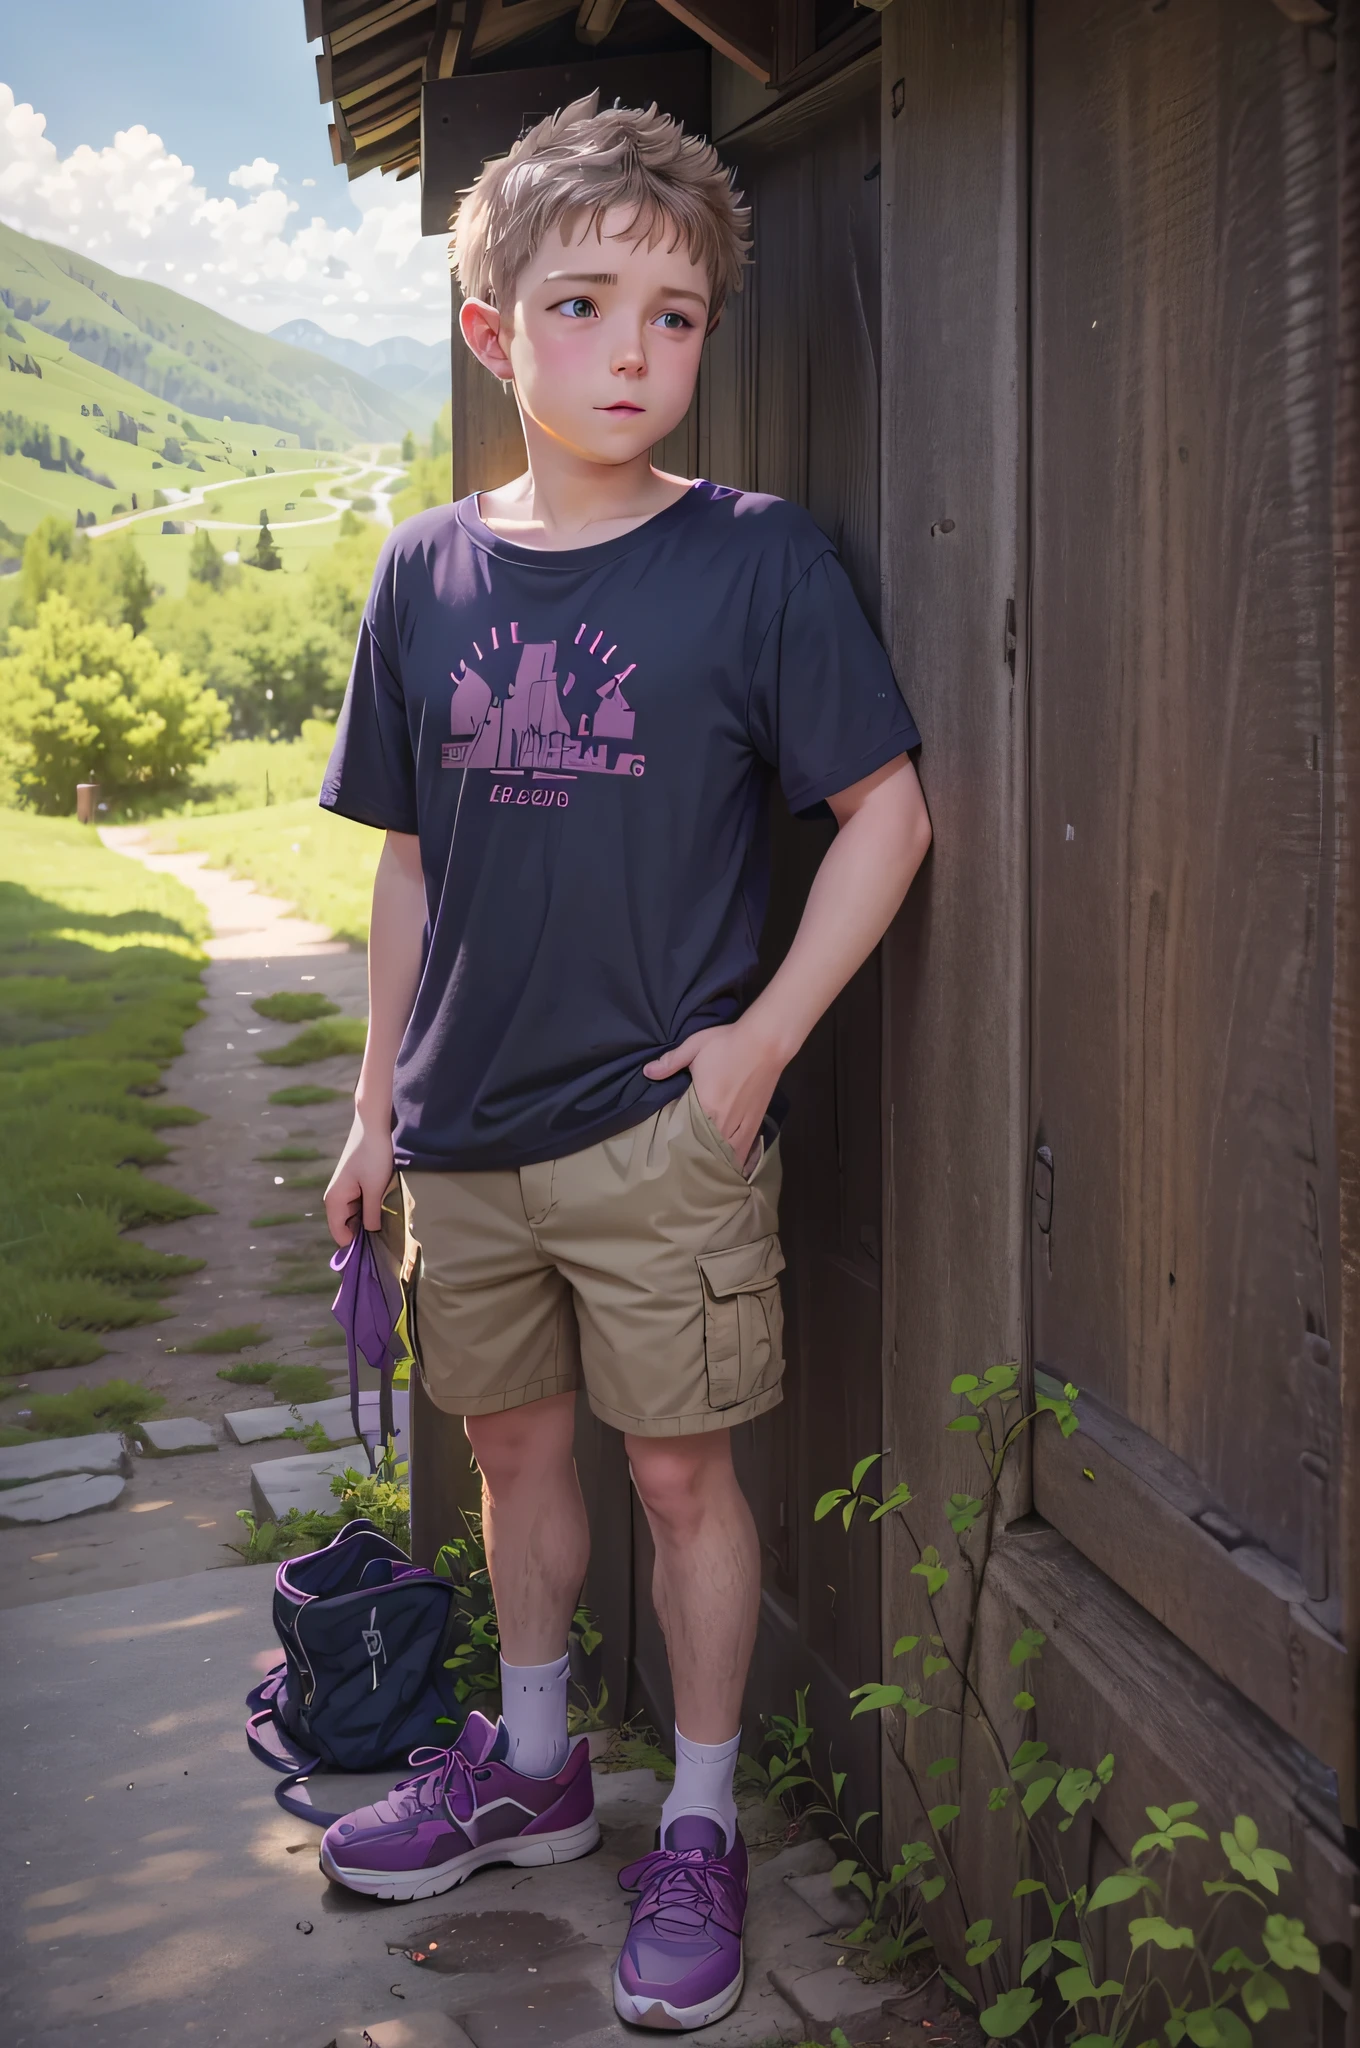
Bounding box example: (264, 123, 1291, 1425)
(271, 320, 449, 424)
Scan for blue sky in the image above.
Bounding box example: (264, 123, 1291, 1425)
(0, 6, 450, 342)
(5, 0, 338, 197)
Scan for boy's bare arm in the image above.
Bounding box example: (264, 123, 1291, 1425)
(644, 755, 931, 1164)
(324, 831, 426, 1245)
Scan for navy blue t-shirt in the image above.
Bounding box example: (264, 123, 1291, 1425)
(320, 482, 920, 1171)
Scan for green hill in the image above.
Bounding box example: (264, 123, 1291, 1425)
(0, 221, 412, 452)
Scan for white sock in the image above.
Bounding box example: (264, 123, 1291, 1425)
(660, 1726, 741, 1851)
(499, 1652, 571, 1778)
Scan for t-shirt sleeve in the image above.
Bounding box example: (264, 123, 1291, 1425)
(747, 548, 921, 817)
(319, 551, 419, 834)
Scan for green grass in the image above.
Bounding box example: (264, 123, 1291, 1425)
(252, 993, 338, 1023)
(216, 1358, 336, 1403)
(0, 812, 212, 1372)
(146, 797, 380, 945)
(259, 1017, 367, 1067)
(267, 1265, 337, 1295)
(307, 1326, 346, 1347)
(250, 1211, 306, 1228)
(172, 1322, 268, 1354)
(269, 1084, 346, 1106)
(257, 1146, 322, 1161)
(0, 1376, 165, 1445)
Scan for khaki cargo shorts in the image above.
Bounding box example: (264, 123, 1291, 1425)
(399, 1087, 785, 1438)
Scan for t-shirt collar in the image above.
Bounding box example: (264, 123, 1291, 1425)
(454, 480, 708, 569)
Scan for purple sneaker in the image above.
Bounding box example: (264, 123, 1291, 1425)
(613, 1817, 748, 2031)
(319, 1712, 599, 1901)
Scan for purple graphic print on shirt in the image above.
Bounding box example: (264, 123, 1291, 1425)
(442, 625, 645, 792)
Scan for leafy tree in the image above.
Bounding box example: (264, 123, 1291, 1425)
(112, 540, 154, 634)
(338, 508, 363, 538)
(400, 429, 416, 462)
(429, 402, 451, 460)
(145, 577, 350, 737)
(251, 519, 282, 572)
(188, 529, 224, 588)
(0, 594, 227, 812)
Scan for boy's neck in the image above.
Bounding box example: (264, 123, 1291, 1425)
(477, 427, 693, 552)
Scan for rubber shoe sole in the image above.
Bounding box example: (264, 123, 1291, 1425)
(612, 1957, 744, 2032)
(320, 1814, 600, 1902)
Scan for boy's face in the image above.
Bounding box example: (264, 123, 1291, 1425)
(464, 204, 711, 463)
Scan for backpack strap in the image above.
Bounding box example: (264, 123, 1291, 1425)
(246, 1705, 322, 1777)
(272, 1767, 352, 1828)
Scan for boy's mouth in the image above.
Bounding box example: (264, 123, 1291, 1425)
(598, 402, 645, 416)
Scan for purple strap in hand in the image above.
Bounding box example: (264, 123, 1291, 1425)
(330, 1230, 403, 1468)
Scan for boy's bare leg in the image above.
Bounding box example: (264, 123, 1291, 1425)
(465, 1391, 590, 1663)
(625, 1431, 760, 1744)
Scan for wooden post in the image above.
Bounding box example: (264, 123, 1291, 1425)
(76, 782, 100, 824)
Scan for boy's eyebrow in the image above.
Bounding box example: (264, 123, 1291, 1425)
(543, 270, 709, 307)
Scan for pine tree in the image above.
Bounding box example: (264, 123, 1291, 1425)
(400, 429, 416, 462)
(250, 519, 282, 572)
(188, 529, 223, 587)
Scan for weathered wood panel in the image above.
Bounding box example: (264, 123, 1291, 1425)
(1027, 0, 1354, 1805)
(876, 0, 1029, 1900)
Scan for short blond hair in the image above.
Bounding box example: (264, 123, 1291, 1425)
(450, 93, 750, 317)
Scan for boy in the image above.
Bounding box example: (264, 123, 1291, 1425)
(318, 95, 930, 2032)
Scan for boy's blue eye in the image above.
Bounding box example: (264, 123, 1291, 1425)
(655, 312, 692, 331)
(559, 298, 596, 319)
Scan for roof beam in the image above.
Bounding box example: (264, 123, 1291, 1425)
(651, 0, 774, 81)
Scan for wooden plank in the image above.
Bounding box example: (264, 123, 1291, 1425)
(988, 1528, 1358, 1967)
(876, 0, 1028, 1910)
(652, 0, 777, 81)
(1027, 0, 1343, 1610)
(1033, 1378, 1355, 1793)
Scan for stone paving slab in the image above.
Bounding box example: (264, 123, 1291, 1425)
(251, 1447, 359, 1520)
(0, 1472, 126, 1525)
(786, 1865, 861, 1929)
(0, 1433, 129, 1486)
(1, 1573, 824, 2048)
(227, 1389, 410, 1448)
(770, 1960, 901, 2036)
(335, 2021, 475, 2048)
(140, 1416, 218, 1454)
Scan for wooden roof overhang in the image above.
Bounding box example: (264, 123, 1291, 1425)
(302, 0, 882, 233)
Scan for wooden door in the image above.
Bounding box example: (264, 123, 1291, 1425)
(624, 54, 887, 1811)
(1027, 0, 1356, 1822)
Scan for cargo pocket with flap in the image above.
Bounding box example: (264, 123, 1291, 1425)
(696, 1235, 786, 1410)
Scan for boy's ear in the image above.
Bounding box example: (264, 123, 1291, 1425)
(459, 297, 514, 381)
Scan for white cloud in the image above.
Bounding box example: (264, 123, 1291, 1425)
(228, 156, 279, 192)
(0, 84, 451, 342)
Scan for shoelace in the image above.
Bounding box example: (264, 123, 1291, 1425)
(620, 1846, 744, 1937)
(386, 1744, 477, 1821)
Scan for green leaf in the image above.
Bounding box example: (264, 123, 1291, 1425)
(1010, 1739, 1050, 1772)
(1056, 1766, 1098, 1816)
(1010, 1627, 1046, 1666)
(979, 1986, 1042, 2038)
(967, 1938, 1002, 1966)
(1242, 1969, 1290, 2021)
(1165, 1800, 1199, 1820)
(988, 1784, 1014, 1810)
(850, 1869, 874, 1899)
(848, 1682, 904, 1718)
(829, 1858, 859, 1888)
(1187, 2011, 1252, 2048)
(1020, 1937, 1053, 1981)
(950, 1373, 980, 1395)
(892, 1634, 921, 1658)
(927, 1803, 960, 1831)
(1013, 1690, 1036, 1710)
(1067, 2038, 1117, 2048)
(1056, 1966, 1123, 2005)
(965, 1918, 994, 1943)
(832, 1769, 847, 1801)
(946, 1492, 985, 1535)
(946, 1413, 982, 1432)
(911, 1546, 950, 1596)
(851, 1451, 885, 1491)
(1012, 1878, 1048, 1898)
(940, 1970, 975, 2006)
(1022, 1777, 1057, 1818)
(922, 1653, 951, 1678)
(899, 1693, 933, 1718)
(1089, 1871, 1149, 1911)
(830, 2031, 852, 2048)
(1221, 1822, 1290, 1893)
(1262, 1914, 1320, 1973)
(814, 1487, 850, 1521)
(1130, 1916, 1194, 1952)
(926, 1755, 958, 1778)
(870, 1480, 914, 1520)
(919, 1874, 947, 1903)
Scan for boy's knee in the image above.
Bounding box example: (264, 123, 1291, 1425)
(628, 1433, 730, 1534)
(465, 1392, 575, 1489)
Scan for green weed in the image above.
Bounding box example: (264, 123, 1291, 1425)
(267, 1266, 336, 1295)
(250, 1211, 305, 1227)
(306, 1326, 345, 1347)
(0, 813, 210, 1372)
(256, 1146, 322, 1161)
(216, 1359, 335, 1403)
(269, 1084, 346, 1106)
(0, 1377, 165, 1441)
(173, 1322, 268, 1354)
(251, 992, 338, 1023)
(258, 1017, 366, 1067)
